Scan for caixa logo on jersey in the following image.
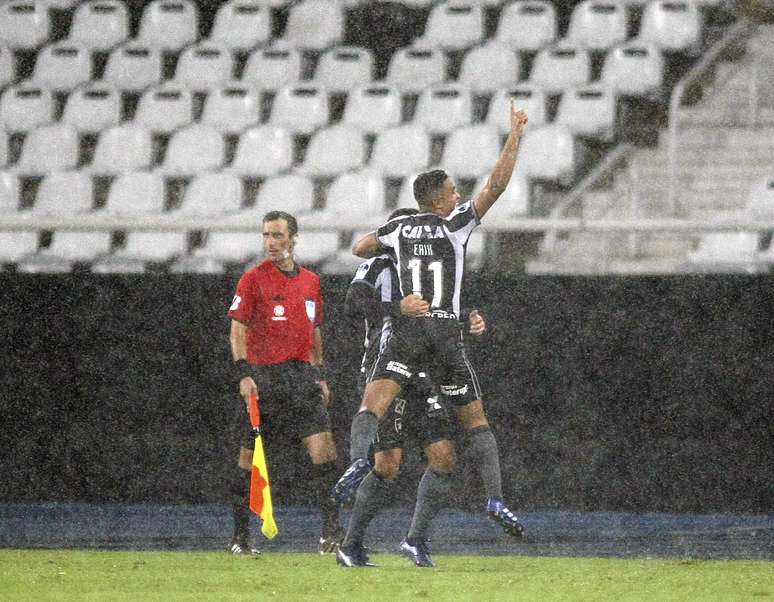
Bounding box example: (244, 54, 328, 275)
(401, 224, 445, 239)
(440, 384, 468, 396)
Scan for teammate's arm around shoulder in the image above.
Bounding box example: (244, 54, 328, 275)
(473, 100, 528, 220)
(352, 232, 381, 258)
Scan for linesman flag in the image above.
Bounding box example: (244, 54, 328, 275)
(248, 391, 278, 539)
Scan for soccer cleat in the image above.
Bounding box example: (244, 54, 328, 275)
(486, 497, 525, 537)
(331, 458, 372, 505)
(336, 543, 375, 567)
(399, 539, 434, 567)
(319, 526, 344, 555)
(228, 539, 261, 555)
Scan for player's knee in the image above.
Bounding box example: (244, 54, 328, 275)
(427, 446, 456, 473)
(373, 452, 401, 480)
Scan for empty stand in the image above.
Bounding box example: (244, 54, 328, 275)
(298, 124, 365, 177)
(386, 45, 446, 93)
(190, 231, 259, 263)
(89, 123, 153, 175)
(255, 173, 315, 215)
(92, 231, 188, 273)
(33, 171, 93, 215)
(322, 170, 386, 226)
(0, 131, 7, 168)
(518, 124, 575, 184)
(68, 0, 129, 51)
(682, 232, 760, 273)
(159, 124, 225, 176)
(103, 43, 163, 92)
(638, 0, 702, 53)
(201, 82, 261, 134)
(314, 46, 375, 94)
(270, 83, 329, 135)
(15, 123, 79, 175)
(32, 42, 92, 92)
(566, 0, 628, 51)
(441, 124, 501, 179)
(555, 84, 617, 141)
(457, 42, 521, 95)
(528, 42, 591, 94)
(474, 172, 530, 218)
(242, 44, 303, 91)
(343, 84, 402, 134)
(745, 176, 774, 220)
(421, 2, 485, 51)
(137, 0, 198, 52)
(209, 0, 271, 52)
(294, 230, 340, 265)
(174, 41, 234, 92)
(495, 0, 557, 52)
(177, 171, 243, 216)
(414, 82, 473, 135)
(0, 231, 38, 263)
(601, 41, 664, 99)
(230, 125, 293, 177)
(370, 125, 431, 177)
(0, 171, 19, 212)
(0, 0, 50, 50)
(487, 84, 548, 132)
(280, 0, 343, 51)
(17, 230, 112, 272)
(0, 45, 14, 89)
(0, 83, 54, 133)
(104, 171, 165, 215)
(135, 82, 194, 134)
(61, 82, 122, 133)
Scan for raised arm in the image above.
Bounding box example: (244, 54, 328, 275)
(473, 100, 528, 220)
(352, 231, 381, 258)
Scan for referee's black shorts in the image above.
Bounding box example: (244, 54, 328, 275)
(368, 315, 482, 408)
(236, 360, 331, 449)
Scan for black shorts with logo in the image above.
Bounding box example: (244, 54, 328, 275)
(237, 360, 331, 448)
(369, 314, 481, 407)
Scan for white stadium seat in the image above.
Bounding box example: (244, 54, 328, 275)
(638, 0, 702, 54)
(159, 124, 225, 176)
(33, 171, 93, 215)
(201, 82, 261, 134)
(242, 43, 303, 91)
(601, 41, 664, 99)
(279, 0, 343, 51)
(457, 42, 521, 95)
(0, 231, 39, 263)
(294, 230, 340, 265)
(342, 85, 402, 134)
(177, 171, 243, 216)
(61, 82, 122, 133)
(441, 124, 501, 179)
(0, 83, 54, 133)
(255, 173, 315, 215)
(386, 45, 446, 94)
(370, 125, 430, 177)
(104, 171, 166, 215)
(298, 124, 365, 177)
(487, 84, 548, 133)
(474, 172, 530, 218)
(421, 2, 485, 51)
(137, 0, 198, 51)
(314, 46, 374, 94)
(270, 83, 330, 135)
(495, 0, 557, 52)
(174, 41, 234, 92)
(89, 124, 153, 175)
(746, 176, 774, 220)
(209, 0, 271, 51)
(103, 43, 163, 92)
(528, 42, 591, 94)
(413, 83, 473, 135)
(69, 0, 129, 51)
(31, 42, 92, 92)
(15, 124, 79, 175)
(230, 125, 294, 177)
(555, 84, 617, 141)
(518, 124, 575, 184)
(0, 0, 50, 50)
(17, 230, 112, 272)
(566, 0, 628, 51)
(0, 171, 20, 213)
(321, 170, 386, 226)
(135, 82, 194, 134)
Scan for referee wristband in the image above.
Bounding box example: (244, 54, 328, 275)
(234, 359, 251, 381)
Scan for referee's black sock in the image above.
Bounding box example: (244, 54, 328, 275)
(310, 461, 341, 534)
(349, 410, 378, 462)
(465, 425, 504, 501)
(229, 467, 251, 544)
(342, 470, 395, 548)
(407, 468, 453, 544)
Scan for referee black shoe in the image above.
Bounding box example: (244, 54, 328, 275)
(486, 497, 525, 537)
(331, 458, 372, 505)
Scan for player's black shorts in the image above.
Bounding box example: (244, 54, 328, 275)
(237, 360, 331, 449)
(373, 374, 454, 452)
(369, 314, 482, 407)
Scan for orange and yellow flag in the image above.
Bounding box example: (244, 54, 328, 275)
(248, 392, 278, 539)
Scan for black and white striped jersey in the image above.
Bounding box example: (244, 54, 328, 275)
(375, 200, 479, 318)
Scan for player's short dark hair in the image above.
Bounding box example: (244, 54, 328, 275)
(388, 207, 419, 220)
(263, 210, 298, 237)
(413, 169, 449, 209)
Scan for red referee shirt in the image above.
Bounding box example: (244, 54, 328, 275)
(228, 259, 323, 366)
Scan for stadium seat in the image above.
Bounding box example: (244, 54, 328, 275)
(518, 124, 575, 184)
(279, 0, 343, 51)
(230, 125, 293, 177)
(0, 132, 8, 168)
(190, 231, 259, 263)
(174, 41, 234, 92)
(487, 84, 548, 133)
(68, 0, 129, 51)
(92, 231, 188, 272)
(103, 43, 163, 92)
(0, 44, 14, 89)
(0, 171, 20, 212)
(474, 172, 530, 218)
(89, 123, 153, 175)
(555, 84, 617, 141)
(177, 171, 243, 216)
(104, 171, 166, 215)
(342, 84, 402, 134)
(413, 82, 473, 135)
(137, 0, 198, 51)
(601, 41, 664, 99)
(421, 2, 485, 51)
(457, 42, 521, 95)
(683, 232, 760, 273)
(255, 173, 315, 215)
(298, 124, 365, 177)
(269, 83, 329, 135)
(396, 173, 421, 209)
(314, 46, 374, 94)
(745, 176, 774, 220)
(201, 82, 261, 134)
(294, 230, 340, 265)
(638, 0, 702, 54)
(31, 42, 92, 92)
(241, 43, 303, 91)
(0, 83, 54, 133)
(322, 169, 386, 226)
(528, 42, 591, 94)
(16, 230, 112, 272)
(386, 45, 446, 94)
(495, 0, 557, 52)
(15, 123, 79, 175)
(0, 231, 39, 263)
(370, 124, 430, 177)
(159, 124, 225, 176)
(61, 82, 122, 133)
(465, 228, 486, 270)
(32, 171, 93, 215)
(134, 82, 194, 134)
(209, 0, 271, 52)
(441, 124, 501, 179)
(0, 0, 50, 50)
(566, 0, 628, 51)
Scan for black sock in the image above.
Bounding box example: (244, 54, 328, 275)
(466, 425, 503, 500)
(229, 467, 251, 543)
(310, 461, 340, 534)
(342, 470, 395, 547)
(349, 410, 378, 462)
(407, 468, 453, 544)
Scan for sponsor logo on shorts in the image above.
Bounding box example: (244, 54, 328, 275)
(440, 384, 468, 396)
(386, 361, 412, 378)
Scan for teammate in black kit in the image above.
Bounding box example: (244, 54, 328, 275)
(335, 101, 529, 567)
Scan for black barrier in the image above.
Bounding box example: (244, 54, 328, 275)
(0, 274, 771, 513)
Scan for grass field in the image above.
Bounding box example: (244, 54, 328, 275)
(1, 550, 771, 601)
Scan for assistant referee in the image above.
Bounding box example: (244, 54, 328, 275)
(227, 210, 342, 555)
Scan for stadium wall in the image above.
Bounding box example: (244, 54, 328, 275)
(0, 274, 770, 514)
